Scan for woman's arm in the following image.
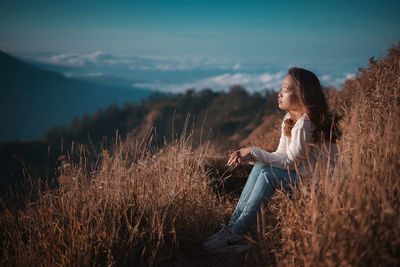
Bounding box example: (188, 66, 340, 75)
(274, 118, 288, 155)
(227, 114, 289, 168)
(251, 118, 311, 171)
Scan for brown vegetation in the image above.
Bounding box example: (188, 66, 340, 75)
(257, 41, 400, 266)
(1, 41, 399, 266)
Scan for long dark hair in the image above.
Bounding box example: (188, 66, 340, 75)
(284, 67, 341, 143)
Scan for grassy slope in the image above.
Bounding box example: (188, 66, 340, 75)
(1, 41, 399, 266)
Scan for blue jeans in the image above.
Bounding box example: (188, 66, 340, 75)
(228, 164, 298, 235)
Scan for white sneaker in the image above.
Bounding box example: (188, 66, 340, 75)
(203, 228, 252, 253)
(206, 224, 232, 241)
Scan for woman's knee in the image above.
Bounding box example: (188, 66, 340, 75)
(248, 164, 266, 181)
(268, 167, 298, 189)
(253, 167, 273, 188)
(259, 166, 291, 187)
(259, 166, 274, 179)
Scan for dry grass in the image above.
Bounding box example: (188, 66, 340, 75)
(254, 41, 400, 266)
(0, 122, 235, 266)
(1, 41, 400, 266)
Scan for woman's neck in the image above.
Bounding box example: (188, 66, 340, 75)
(289, 110, 305, 122)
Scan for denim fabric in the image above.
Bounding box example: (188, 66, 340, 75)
(228, 164, 298, 235)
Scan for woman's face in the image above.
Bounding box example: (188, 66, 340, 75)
(278, 75, 303, 112)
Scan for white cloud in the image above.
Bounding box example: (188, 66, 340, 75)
(85, 73, 103, 77)
(37, 50, 107, 67)
(24, 51, 357, 92)
(84, 50, 104, 63)
(132, 70, 358, 93)
(104, 59, 132, 65)
(133, 71, 285, 93)
(153, 63, 193, 71)
(320, 74, 331, 82)
(48, 53, 84, 66)
(128, 55, 236, 71)
(62, 72, 103, 78)
(259, 72, 284, 83)
(345, 73, 356, 79)
(29, 51, 246, 71)
(320, 73, 356, 88)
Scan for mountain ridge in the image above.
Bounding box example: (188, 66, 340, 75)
(0, 50, 152, 141)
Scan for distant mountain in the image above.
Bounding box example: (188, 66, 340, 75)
(0, 50, 152, 142)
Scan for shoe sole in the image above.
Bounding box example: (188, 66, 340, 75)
(203, 239, 252, 253)
(204, 243, 252, 253)
(205, 225, 231, 241)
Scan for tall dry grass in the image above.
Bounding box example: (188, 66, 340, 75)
(0, 122, 233, 266)
(1, 41, 399, 266)
(254, 41, 400, 266)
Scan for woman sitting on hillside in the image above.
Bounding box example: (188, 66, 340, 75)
(203, 67, 341, 253)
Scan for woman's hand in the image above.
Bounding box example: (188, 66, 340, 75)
(226, 146, 255, 168)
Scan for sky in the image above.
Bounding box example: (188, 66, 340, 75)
(1, 0, 400, 92)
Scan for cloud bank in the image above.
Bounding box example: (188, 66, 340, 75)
(24, 51, 356, 93)
(133, 71, 285, 93)
(31, 51, 248, 71)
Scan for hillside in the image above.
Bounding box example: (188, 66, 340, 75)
(1, 40, 399, 266)
(0, 86, 280, 194)
(43, 86, 280, 148)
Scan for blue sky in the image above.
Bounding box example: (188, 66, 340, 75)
(1, 0, 399, 92)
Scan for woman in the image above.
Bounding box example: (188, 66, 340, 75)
(203, 67, 341, 253)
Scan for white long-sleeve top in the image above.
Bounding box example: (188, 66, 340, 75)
(251, 113, 339, 178)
